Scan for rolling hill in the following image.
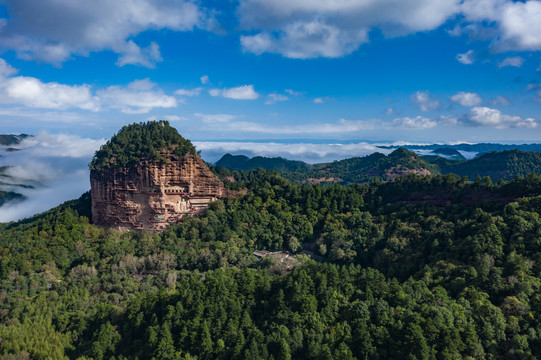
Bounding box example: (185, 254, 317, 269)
(216, 148, 541, 183)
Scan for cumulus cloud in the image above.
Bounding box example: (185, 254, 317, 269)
(174, 87, 203, 96)
(238, 0, 461, 58)
(200, 75, 209, 84)
(0, 75, 100, 111)
(392, 116, 437, 129)
(411, 91, 440, 112)
(456, 49, 475, 64)
(265, 93, 289, 105)
(0, 0, 210, 67)
(451, 91, 482, 106)
(498, 56, 524, 68)
(241, 20, 368, 59)
(97, 78, 177, 114)
(0, 132, 105, 222)
(468, 106, 537, 128)
(208, 85, 259, 100)
(194, 113, 236, 123)
(461, 0, 541, 52)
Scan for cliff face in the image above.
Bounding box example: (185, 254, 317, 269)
(91, 152, 225, 231)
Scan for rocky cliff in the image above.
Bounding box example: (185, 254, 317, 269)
(91, 151, 225, 231)
(89, 120, 225, 232)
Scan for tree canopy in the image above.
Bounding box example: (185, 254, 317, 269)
(89, 121, 196, 171)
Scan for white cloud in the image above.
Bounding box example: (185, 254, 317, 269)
(0, 0, 209, 67)
(489, 95, 510, 106)
(439, 114, 459, 126)
(194, 140, 388, 164)
(241, 20, 368, 59)
(498, 56, 524, 68)
(208, 85, 259, 100)
(412, 91, 440, 112)
(223, 118, 379, 135)
(174, 87, 202, 96)
(0, 132, 105, 222)
(313, 96, 333, 104)
(200, 75, 209, 84)
(194, 113, 235, 123)
(451, 91, 482, 106)
(0, 58, 18, 77)
(265, 93, 289, 105)
(116, 41, 163, 68)
(147, 115, 187, 122)
(461, 0, 541, 52)
(456, 49, 475, 64)
(0, 75, 100, 111)
(97, 78, 177, 114)
(285, 89, 302, 96)
(392, 116, 437, 129)
(239, 0, 461, 58)
(468, 106, 537, 128)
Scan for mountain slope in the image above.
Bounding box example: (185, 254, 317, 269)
(216, 148, 541, 183)
(216, 148, 439, 184)
(216, 153, 312, 173)
(440, 150, 541, 181)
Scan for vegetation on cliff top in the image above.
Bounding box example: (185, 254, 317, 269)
(89, 121, 196, 171)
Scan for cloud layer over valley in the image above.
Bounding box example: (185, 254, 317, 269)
(0, 133, 104, 222)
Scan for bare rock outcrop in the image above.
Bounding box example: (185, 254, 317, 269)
(91, 152, 224, 231)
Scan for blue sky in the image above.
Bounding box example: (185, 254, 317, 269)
(0, 0, 541, 147)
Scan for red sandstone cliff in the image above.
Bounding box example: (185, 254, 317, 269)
(91, 152, 225, 231)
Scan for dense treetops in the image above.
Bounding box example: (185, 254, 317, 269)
(3, 171, 541, 358)
(441, 150, 541, 181)
(89, 121, 196, 171)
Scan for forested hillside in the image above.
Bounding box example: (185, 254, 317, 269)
(438, 150, 541, 181)
(216, 148, 439, 184)
(2, 170, 541, 358)
(216, 148, 541, 184)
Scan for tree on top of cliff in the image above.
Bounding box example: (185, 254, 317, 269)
(89, 121, 196, 170)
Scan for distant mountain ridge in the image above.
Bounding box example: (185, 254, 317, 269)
(216, 148, 439, 184)
(216, 153, 312, 173)
(379, 142, 541, 155)
(0, 134, 30, 146)
(216, 148, 541, 183)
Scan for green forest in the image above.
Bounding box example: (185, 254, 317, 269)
(89, 121, 196, 171)
(2, 168, 541, 359)
(215, 148, 541, 183)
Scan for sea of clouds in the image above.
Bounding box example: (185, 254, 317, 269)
(0, 132, 105, 222)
